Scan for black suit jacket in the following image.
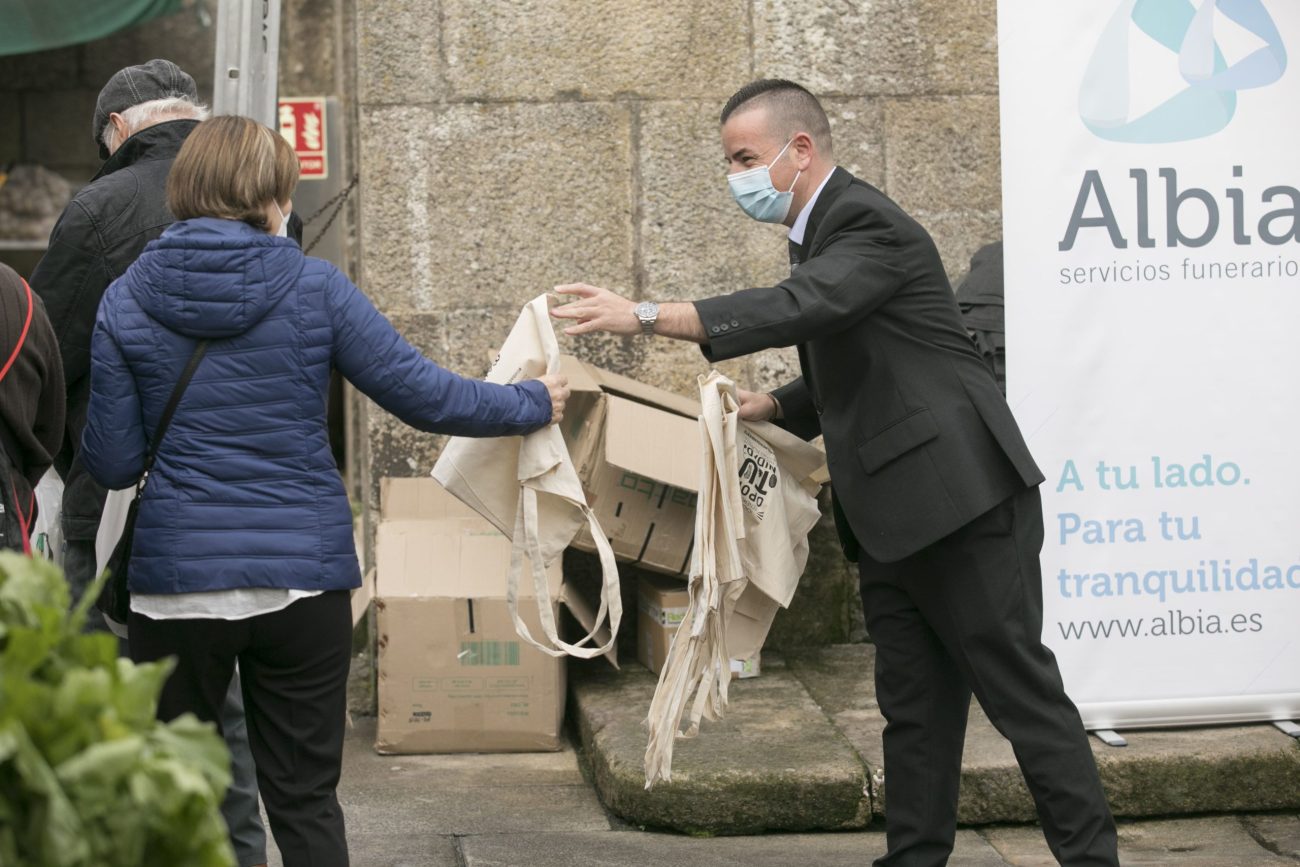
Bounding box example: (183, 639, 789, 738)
(694, 168, 1044, 563)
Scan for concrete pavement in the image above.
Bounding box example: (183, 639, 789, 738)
(260, 714, 1300, 866)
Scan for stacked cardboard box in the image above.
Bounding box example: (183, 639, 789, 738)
(636, 572, 761, 679)
(374, 478, 567, 754)
(557, 355, 702, 575)
(555, 355, 799, 678)
(372, 357, 810, 754)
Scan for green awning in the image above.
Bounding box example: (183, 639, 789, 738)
(0, 0, 186, 57)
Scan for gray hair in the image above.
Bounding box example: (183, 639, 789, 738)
(101, 96, 211, 153)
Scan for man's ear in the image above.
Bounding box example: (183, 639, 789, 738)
(792, 131, 816, 170)
(106, 112, 130, 151)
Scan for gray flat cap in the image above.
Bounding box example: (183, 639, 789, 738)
(93, 59, 199, 159)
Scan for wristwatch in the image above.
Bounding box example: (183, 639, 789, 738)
(634, 300, 660, 336)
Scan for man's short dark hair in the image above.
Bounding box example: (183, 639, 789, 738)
(720, 79, 833, 155)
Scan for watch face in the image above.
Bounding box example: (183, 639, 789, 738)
(636, 301, 658, 319)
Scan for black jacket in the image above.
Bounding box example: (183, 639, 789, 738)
(0, 262, 65, 551)
(694, 168, 1043, 563)
(30, 119, 199, 540)
(0, 262, 64, 489)
(955, 241, 1006, 395)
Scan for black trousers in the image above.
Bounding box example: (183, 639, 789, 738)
(71, 538, 268, 866)
(130, 590, 352, 867)
(858, 486, 1118, 867)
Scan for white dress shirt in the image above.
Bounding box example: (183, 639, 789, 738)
(788, 169, 837, 247)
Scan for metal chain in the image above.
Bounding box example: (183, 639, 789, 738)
(302, 173, 359, 256)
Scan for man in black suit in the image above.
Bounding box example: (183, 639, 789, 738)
(553, 79, 1119, 867)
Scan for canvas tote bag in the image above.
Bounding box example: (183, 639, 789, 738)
(432, 294, 621, 659)
(30, 468, 63, 563)
(643, 370, 824, 788)
(725, 418, 826, 658)
(94, 486, 134, 636)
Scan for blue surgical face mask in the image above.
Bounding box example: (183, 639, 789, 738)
(727, 138, 801, 224)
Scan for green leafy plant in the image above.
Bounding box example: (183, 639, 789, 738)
(0, 552, 235, 866)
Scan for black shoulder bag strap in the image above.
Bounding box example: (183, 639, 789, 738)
(99, 339, 210, 623)
(139, 339, 210, 492)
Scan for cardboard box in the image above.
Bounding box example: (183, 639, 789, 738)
(351, 568, 374, 628)
(381, 475, 483, 521)
(374, 484, 568, 754)
(550, 358, 821, 671)
(636, 572, 690, 674)
(556, 577, 618, 669)
(384, 476, 617, 665)
(559, 356, 703, 576)
(729, 653, 762, 679)
(635, 573, 761, 679)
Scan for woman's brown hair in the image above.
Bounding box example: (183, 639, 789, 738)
(167, 115, 299, 231)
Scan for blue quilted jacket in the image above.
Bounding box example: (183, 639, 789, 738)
(81, 217, 551, 595)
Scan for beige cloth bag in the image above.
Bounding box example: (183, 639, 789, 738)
(735, 421, 824, 602)
(643, 371, 824, 788)
(95, 486, 134, 637)
(431, 295, 621, 659)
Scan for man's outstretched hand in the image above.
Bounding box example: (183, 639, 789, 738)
(737, 388, 779, 422)
(551, 286, 773, 420)
(551, 284, 709, 343)
(551, 283, 638, 336)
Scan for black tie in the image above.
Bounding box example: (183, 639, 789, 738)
(788, 238, 801, 270)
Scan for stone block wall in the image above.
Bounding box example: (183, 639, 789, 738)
(354, 0, 1002, 645)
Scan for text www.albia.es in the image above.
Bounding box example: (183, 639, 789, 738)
(1056, 609, 1264, 640)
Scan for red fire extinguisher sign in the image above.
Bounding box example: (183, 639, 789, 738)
(278, 97, 328, 180)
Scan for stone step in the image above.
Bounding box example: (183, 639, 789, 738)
(787, 644, 1300, 824)
(569, 656, 872, 835)
(570, 644, 1300, 834)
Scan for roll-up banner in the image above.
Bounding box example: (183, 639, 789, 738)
(998, 1, 1300, 728)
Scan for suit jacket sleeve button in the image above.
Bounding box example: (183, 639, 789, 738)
(730, 320, 740, 327)
(711, 325, 721, 334)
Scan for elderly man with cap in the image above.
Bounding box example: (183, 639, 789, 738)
(29, 59, 269, 867)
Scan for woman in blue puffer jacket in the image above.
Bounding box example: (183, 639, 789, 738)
(80, 115, 568, 867)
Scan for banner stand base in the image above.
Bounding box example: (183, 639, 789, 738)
(1274, 721, 1300, 739)
(1090, 729, 1128, 748)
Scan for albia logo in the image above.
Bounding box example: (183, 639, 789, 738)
(1080, 0, 1287, 143)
